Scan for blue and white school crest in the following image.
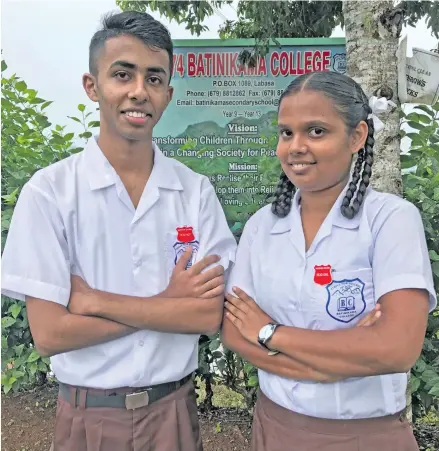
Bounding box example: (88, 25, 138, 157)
(326, 278, 366, 323)
(173, 241, 199, 268)
(332, 53, 347, 74)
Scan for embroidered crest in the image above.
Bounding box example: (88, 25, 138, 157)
(326, 278, 366, 323)
(314, 265, 332, 286)
(173, 226, 199, 269)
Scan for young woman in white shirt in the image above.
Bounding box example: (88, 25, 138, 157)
(222, 71, 436, 451)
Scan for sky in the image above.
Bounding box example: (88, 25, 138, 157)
(1, 0, 438, 136)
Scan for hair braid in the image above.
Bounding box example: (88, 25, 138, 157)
(341, 115, 375, 219)
(271, 172, 296, 218)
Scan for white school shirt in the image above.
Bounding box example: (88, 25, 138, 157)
(1, 136, 237, 389)
(227, 186, 436, 420)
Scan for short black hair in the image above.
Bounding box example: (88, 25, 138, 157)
(271, 71, 375, 220)
(89, 11, 173, 79)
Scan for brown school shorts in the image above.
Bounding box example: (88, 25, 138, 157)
(251, 390, 420, 451)
(50, 377, 203, 451)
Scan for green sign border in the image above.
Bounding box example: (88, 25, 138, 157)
(173, 38, 346, 48)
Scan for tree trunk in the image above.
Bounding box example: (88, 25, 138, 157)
(343, 0, 413, 424)
(343, 0, 403, 196)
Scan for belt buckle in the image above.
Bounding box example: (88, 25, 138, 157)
(125, 391, 149, 410)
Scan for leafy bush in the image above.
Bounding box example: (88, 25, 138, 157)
(197, 333, 258, 412)
(401, 103, 439, 418)
(1, 60, 98, 394)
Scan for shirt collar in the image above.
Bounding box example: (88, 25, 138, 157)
(84, 136, 183, 191)
(151, 143, 183, 191)
(270, 181, 364, 234)
(84, 136, 117, 191)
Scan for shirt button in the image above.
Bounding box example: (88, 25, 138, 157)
(139, 341, 144, 347)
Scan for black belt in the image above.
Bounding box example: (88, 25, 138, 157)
(58, 373, 192, 410)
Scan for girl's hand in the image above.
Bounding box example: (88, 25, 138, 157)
(224, 288, 381, 347)
(224, 287, 274, 345)
(356, 304, 382, 327)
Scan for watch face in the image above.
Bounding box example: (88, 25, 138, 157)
(260, 325, 273, 341)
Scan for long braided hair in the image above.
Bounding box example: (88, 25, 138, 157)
(271, 71, 375, 219)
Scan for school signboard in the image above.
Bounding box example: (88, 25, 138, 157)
(153, 38, 346, 231)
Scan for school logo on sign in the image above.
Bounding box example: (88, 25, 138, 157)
(333, 53, 347, 74)
(173, 226, 199, 269)
(326, 278, 366, 323)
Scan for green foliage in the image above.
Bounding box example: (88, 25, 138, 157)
(198, 332, 258, 411)
(399, 0, 439, 39)
(219, 1, 343, 45)
(117, 0, 439, 56)
(117, 0, 438, 69)
(116, 1, 232, 36)
(401, 103, 439, 417)
(1, 60, 99, 394)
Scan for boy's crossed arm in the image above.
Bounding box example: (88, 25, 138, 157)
(28, 247, 225, 357)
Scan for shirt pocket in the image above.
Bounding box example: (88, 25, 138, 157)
(253, 271, 303, 328)
(165, 226, 201, 275)
(304, 268, 376, 330)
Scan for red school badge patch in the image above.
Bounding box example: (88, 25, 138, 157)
(176, 226, 195, 243)
(314, 265, 332, 286)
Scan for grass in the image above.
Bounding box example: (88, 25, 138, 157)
(419, 409, 439, 425)
(195, 376, 246, 408)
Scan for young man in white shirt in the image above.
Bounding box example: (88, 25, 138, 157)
(1, 11, 236, 451)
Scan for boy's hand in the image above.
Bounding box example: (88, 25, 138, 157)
(68, 275, 100, 316)
(163, 246, 225, 299)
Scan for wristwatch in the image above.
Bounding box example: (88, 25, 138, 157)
(258, 323, 280, 350)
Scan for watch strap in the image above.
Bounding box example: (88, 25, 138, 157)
(258, 322, 280, 349)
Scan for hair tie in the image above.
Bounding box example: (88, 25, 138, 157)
(367, 96, 396, 133)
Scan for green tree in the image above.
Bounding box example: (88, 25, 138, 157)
(400, 103, 439, 417)
(117, 1, 439, 58)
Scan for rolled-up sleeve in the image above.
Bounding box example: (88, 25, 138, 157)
(372, 202, 437, 312)
(1, 179, 71, 306)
